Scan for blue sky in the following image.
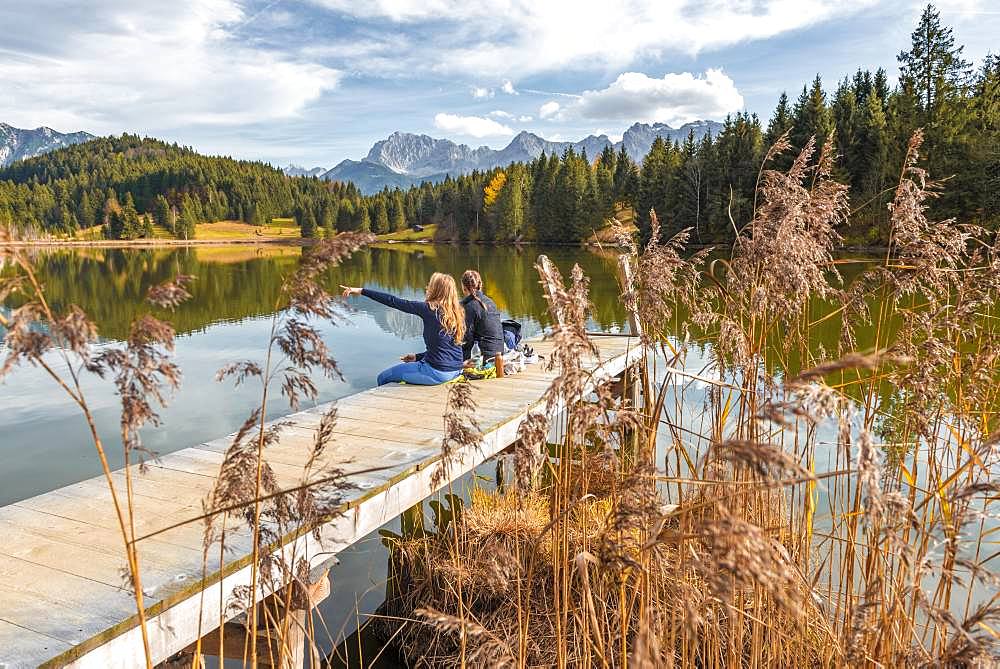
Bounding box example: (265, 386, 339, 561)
(1, 0, 996, 168)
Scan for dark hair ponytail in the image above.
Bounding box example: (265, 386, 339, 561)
(462, 269, 485, 308)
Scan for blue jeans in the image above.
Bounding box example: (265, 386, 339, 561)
(377, 360, 462, 386)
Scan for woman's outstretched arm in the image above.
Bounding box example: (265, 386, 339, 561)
(341, 285, 426, 315)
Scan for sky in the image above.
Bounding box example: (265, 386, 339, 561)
(1, 0, 996, 168)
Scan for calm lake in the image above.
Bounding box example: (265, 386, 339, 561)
(0, 243, 629, 663)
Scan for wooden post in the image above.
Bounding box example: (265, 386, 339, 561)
(615, 253, 643, 337)
(536, 254, 565, 328)
(176, 572, 330, 669)
(615, 253, 644, 464)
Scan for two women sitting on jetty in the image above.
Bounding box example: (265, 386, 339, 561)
(340, 269, 506, 386)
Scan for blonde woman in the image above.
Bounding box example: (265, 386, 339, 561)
(341, 273, 466, 386)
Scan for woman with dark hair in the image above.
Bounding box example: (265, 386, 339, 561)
(460, 269, 504, 364)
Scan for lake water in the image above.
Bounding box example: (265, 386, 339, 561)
(0, 243, 629, 662)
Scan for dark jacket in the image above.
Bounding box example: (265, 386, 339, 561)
(461, 291, 504, 360)
(361, 288, 464, 371)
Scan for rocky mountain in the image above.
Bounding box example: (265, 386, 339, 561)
(322, 159, 450, 194)
(0, 123, 95, 167)
(282, 164, 326, 178)
(320, 121, 722, 194)
(619, 120, 721, 163)
(364, 132, 493, 177)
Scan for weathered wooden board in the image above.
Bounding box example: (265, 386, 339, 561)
(0, 335, 641, 668)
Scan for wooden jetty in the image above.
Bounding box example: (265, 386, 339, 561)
(0, 334, 642, 668)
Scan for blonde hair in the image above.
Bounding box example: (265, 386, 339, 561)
(426, 272, 466, 342)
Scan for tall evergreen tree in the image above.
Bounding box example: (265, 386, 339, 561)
(153, 194, 172, 232)
(77, 191, 95, 230)
(790, 76, 834, 154)
(355, 202, 371, 233)
(373, 198, 390, 234)
(898, 4, 972, 132)
(637, 137, 671, 243)
(391, 191, 406, 231)
(764, 92, 794, 147)
(612, 146, 639, 206)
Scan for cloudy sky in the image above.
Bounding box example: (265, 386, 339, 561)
(1, 0, 996, 167)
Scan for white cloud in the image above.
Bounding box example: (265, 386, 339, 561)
(471, 86, 495, 99)
(0, 0, 340, 132)
(489, 110, 532, 122)
(312, 0, 878, 78)
(571, 70, 743, 126)
(501, 80, 518, 95)
(539, 101, 561, 119)
(433, 113, 515, 138)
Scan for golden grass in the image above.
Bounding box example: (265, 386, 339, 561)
(194, 220, 302, 240)
(587, 206, 637, 245)
(376, 223, 438, 242)
(193, 244, 303, 264)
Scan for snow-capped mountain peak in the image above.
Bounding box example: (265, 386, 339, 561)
(282, 164, 326, 178)
(0, 123, 95, 168)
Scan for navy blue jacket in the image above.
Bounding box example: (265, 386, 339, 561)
(361, 288, 464, 372)
(461, 291, 504, 360)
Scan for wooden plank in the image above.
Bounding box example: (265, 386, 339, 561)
(0, 556, 137, 646)
(0, 619, 72, 669)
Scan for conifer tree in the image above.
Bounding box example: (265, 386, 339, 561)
(764, 92, 794, 148)
(790, 75, 833, 153)
(299, 206, 318, 238)
(612, 146, 638, 206)
(637, 138, 672, 242)
(355, 202, 371, 233)
(391, 191, 406, 231)
(337, 198, 354, 230)
(898, 3, 972, 133)
(77, 191, 95, 230)
(373, 198, 389, 234)
(153, 195, 171, 232)
(320, 199, 336, 237)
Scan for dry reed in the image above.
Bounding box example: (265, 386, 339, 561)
(376, 131, 1000, 668)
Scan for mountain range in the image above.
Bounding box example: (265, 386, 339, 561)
(288, 120, 722, 194)
(0, 123, 94, 167)
(1, 118, 722, 195)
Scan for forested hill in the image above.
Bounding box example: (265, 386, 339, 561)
(0, 135, 366, 239)
(0, 5, 996, 246)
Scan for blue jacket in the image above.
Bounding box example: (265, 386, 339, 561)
(361, 288, 464, 372)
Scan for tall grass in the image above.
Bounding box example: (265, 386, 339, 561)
(378, 131, 1000, 667)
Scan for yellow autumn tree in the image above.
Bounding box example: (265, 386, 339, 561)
(483, 171, 507, 207)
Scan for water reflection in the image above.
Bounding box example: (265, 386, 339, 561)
(0, 244, 627, 505)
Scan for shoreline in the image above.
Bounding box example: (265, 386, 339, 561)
(3, 237, 312, 249)
(3, 237, 892, 254)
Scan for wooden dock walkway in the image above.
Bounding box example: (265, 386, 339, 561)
(0, 334, 641, 668)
